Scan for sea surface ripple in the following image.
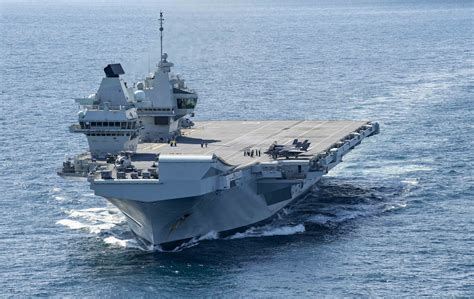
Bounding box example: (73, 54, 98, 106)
(0, 0, 472, 297)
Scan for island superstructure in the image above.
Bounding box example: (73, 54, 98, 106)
(60, 12, 380, 250)
(71, 12, 197, 155)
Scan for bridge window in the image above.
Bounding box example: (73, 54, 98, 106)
(177, 98, 197, 109)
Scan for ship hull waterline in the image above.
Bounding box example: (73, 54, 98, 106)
(101, 172, 323, 250)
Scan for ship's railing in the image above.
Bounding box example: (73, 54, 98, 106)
(69, 124, 140, 133)
(136, 107, 175, 116)
(80, 104, 129, 111)
(309, 122, 379, 172)
(97, 167, 159, 180)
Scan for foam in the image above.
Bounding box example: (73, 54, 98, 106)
(57, 206, 125, 235)
(155, 226, 306, 252)
(383, 202, 407, 212)
(103, 236, 144, 250)
(56, 218, 115, 234)
(307, 214, 333, 225)
(168, 231, 220, 252)
(402, 178, 419, 186)
(66, 207, 124, 225)
(228, 224, 305, 240)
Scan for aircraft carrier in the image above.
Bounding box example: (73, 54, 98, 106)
(59, 13, 380, 250)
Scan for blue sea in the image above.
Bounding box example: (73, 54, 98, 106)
(1, 0, 473, 297)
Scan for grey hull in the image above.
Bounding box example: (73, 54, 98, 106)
(105, 173, 321, 248)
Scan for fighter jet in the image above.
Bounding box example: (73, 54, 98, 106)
(265, 139, 311, 159)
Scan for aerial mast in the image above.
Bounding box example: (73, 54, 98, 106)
(159, 11, 164, 61)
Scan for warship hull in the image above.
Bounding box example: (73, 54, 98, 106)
(87, 120, 380, 249)
(102, 171, 322, 249)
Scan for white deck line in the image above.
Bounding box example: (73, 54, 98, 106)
(221, 120, 307, 160)
(237, 120, 330, 168)
(202, 120, 280, 155)
(310, 122, 361, 151)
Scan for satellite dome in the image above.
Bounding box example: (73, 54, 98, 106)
(134, 90, 146, 102)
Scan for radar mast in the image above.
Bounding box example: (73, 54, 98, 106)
(159, 11, 164, 61)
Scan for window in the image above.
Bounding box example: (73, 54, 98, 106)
(91, 122, 96, 126)
(154, 117, 169, 125)
(177, 98, 197, 109)
(115, 122, 120, 127)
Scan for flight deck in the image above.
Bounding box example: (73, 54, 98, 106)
(139, 120, 370, 166)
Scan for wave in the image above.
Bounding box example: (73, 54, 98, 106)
(56, 206, 126, 235)
(228, 224, 305, 240)
(103, 236, 146, 250)
(53, 196, 66, 201)
(166, 231, 220, 252)
(56, 178, 412, 251)
(56, 218, 115, 234)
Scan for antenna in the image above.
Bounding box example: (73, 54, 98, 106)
(159, 11, 164, 61)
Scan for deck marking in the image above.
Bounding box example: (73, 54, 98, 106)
(221, 120, 303, 160)
(309, 122, 361, 153)
(237, 120, 330, 167)
(152, 144, 166, 151)
(202, 121, 280, 155)
(135, 121, 367, 169)
(223, 120, 312, 164)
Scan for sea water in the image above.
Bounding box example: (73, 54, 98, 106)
(0, 0, 472, 296)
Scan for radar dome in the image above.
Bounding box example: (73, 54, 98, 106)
(134, 90, 146, 102)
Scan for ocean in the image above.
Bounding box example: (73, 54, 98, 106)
(0, 0, 473, 297)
